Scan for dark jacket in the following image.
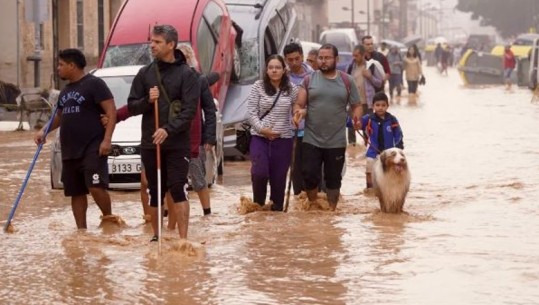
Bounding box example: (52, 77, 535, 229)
(188, 70, 217, 158)
(199, 73, 217, 146)
(128, 50, 200, 151)
(360, 112, 404, 158)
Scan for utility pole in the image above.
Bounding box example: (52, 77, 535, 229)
(351, 0, 355, 29)
(367, 0, 371, 34)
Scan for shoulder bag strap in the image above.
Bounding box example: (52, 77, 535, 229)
(154, 63, 172, 104)
(338, 70, 351, 103)
(259, 90, 282, 120)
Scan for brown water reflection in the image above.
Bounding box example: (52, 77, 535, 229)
(2, 67, 539, 304)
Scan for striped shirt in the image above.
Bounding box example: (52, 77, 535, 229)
(247, 80, 298, 139)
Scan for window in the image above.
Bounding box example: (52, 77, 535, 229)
(76, 0, 84, 49)
(197, 20, 216, 74)
(39, 23, 44, 49)
(203, 1, 223, 38)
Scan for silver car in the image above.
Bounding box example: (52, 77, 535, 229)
(50, 65, 223, 190)
(222, 0, 298, 157)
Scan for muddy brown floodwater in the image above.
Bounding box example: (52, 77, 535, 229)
(1, 67, 539, 305)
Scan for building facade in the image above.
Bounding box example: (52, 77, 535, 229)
(0, 0, 123, 90)
(293, 0, 329, 42)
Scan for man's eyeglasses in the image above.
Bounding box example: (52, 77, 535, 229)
(318, 56, 335, 61)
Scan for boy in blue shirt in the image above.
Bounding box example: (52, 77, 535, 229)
(360, 92, 404, 192)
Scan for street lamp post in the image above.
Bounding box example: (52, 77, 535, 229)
(351, 0, 355, 29)
(367, 0, 370, 34)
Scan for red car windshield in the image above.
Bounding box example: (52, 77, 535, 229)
(102, 41, 191, 68)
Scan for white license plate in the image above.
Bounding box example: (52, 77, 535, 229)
(110, 163, 142, 174)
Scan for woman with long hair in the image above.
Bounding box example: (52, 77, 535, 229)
(403, 46, 423, 103)
(246, 54, 298, 211)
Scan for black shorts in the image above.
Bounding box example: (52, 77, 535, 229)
(142, 148, 190, 207)
(301, 143, 346, 190)
(62, 152, 109, 197)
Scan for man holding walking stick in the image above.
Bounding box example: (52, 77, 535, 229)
(34, 49, 117, 229)
(127, 25, 199, 242)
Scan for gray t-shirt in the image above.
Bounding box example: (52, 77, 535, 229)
(301, 71, 360, 148)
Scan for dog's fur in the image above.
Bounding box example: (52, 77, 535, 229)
(372, 148, 411, 213)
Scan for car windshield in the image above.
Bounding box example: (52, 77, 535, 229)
(226, 4, 261, 84)
(99, 76, 135, 107)
(102, 41, 191, 68)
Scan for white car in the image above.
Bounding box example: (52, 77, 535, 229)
(319, 28, 359, 53)
(50, 65, 223, 190)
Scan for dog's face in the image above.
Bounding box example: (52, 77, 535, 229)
(380, 148, 407, 173)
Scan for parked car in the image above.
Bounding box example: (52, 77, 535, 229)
(221, 0, 298, 157)
(300, 41, 322, 54)
(319, 28, 358, 53)
(336, 51, 353, 72)
(98, 0, 238, 113)
(50, 65, 224, 190)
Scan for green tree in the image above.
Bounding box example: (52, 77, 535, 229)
(456, 0, 538, 38)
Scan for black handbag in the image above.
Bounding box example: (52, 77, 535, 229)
(419, 75, 426, 85)
(235, 90, 282, 155)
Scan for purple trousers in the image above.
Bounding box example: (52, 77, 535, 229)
(250, 135, 293, 210)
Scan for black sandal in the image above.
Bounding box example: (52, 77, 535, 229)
(150, 235, 159, 242)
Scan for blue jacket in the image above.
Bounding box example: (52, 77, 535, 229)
(360, 112, 404, 158)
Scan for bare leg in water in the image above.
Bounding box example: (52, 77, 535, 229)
(140, 169, 151, 222)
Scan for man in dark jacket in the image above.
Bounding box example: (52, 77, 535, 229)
(127, 25, 200, 242)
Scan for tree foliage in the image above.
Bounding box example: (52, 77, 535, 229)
(456, 0, 538, 38)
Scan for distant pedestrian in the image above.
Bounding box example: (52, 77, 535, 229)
(34, 48, 117, 229)
(387, 45, 404, 102)
(165, 44, 217, 231)
(403, 46, 423, 103)
(247, 54, 298, 211)
(293, 43, 362, 211)
(362, 35, 391, 89)
(284, 42, 313, 196)
(306, 49, 319, 71)
(503, 45, 516, 91)
(347, 44, 383, 114)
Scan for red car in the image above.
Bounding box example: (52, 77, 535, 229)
(97, 0, 240, 112)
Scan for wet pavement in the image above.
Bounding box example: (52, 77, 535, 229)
(1, 66, 539, 304)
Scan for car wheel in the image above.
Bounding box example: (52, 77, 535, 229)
(231, 44, 241, 81)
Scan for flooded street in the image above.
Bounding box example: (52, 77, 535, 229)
(1, 66, 539, 305)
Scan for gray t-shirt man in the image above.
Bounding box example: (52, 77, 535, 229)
(301, 71, 361, 148)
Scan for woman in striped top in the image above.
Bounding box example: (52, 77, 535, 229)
(247, 54, 298, 211)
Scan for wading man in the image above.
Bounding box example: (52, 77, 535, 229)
(34, 48, 117, 229)
(128, 25, 199, 241)
(293, 44, 362, 211)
